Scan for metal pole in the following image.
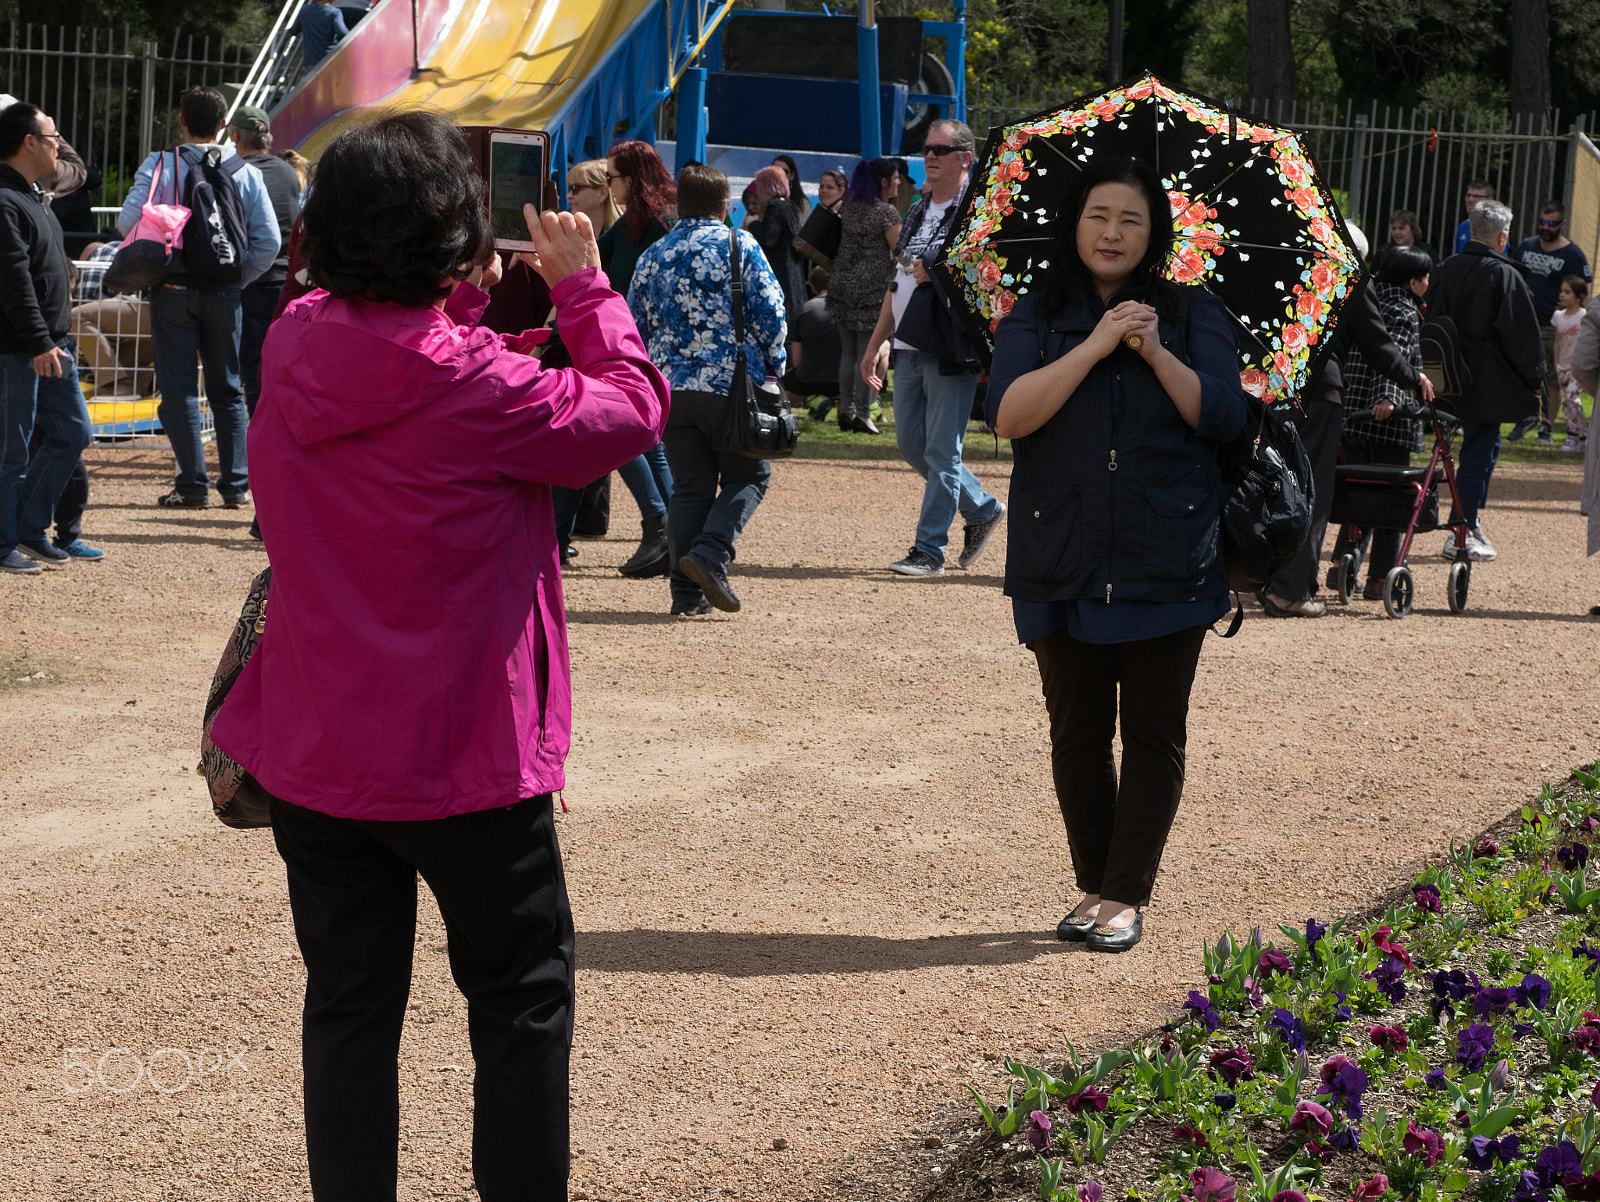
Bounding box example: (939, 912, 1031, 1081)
(138, 39, 156, 161)
(1348, 114, 1369, 230)
(858, 0, 881, 159)
(1108, 0, 1124, 85)
(1567, 114, 1587, 220)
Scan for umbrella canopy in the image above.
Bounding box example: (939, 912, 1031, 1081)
(938, 74, 1366, 407)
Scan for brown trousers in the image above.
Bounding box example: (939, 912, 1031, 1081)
(1032, 622, 1207, 906)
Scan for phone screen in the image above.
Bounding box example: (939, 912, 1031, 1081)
(489, 135, 546, 245)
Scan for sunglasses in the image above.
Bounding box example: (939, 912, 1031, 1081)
(923, 144, 961, 157)
(1538, 219, 1563, 228)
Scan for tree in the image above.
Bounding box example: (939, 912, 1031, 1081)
(1245, 0, 1295, 109)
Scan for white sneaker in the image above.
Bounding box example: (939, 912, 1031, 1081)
(1563, 436, 1583, 453)
(1441, 532, 1467, 560)
(1466, 525, 1497, 561)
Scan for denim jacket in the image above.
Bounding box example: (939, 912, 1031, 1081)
(986, 285, 1247, 605)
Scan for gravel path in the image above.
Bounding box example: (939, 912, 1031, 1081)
(1, 447, 1596, 1201)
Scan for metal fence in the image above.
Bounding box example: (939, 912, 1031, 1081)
(0, 23, 255, 214)
(969, 82, 1600, 250)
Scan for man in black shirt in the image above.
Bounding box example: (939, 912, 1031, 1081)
(230, 104, 302, 418)
(0, 102, 81, 575)
(1511, 201, 1591, 442)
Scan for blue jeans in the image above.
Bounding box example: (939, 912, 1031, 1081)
(662, 390, 770, 605)
(1448, 421, 1501, 527)
(18, 354, 92, 544)
(0, 352, 40, 556)
(151, 283, 249, 500)
(892, 349, 1001, 564)
(617, 441, 672, 522)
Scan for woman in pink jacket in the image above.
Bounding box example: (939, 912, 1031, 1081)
(210, 110, 669, 1200)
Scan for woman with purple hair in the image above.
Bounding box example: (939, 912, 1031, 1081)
(824, 158, 901, 433)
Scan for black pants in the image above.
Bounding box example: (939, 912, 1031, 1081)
(1267, 394, 1342, 602)
(239, 278, 282, 418)
(270, 793, 574, 1202)
(1032, 623, 1207, 906)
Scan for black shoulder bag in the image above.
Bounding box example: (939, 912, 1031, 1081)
(720, 227, 800, 460)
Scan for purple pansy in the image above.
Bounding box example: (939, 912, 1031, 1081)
(1270, 1008, 1305, 1051)
(1368, 956, 1407, 1003)
(1026, 1109, 1053, 1152)
(1369, 1024, 1409, 1054)
(1514, 1021, 1537, 1039)
(1079, 1184, 1104, 1202)
(1065, 1087, 1109, 1114)
(1558, 843, 1590, 871)
(1259, 947, 1293, 978)
(1352, 1174, 1389, 1201)
(1243, 975, 1265, 1012)
(1468, 1135, 1521, 1170)
(1318, 1061, 1369, 1120)
(1474, 836, 1499, 858)
(1413, 882, 1443, 913)
(1187, 1166, 1235, 1202)
(1213, 1092, 1237, 1110)
(1183, 990, 1220, 1034)
(1290, 1100, 1333, 1136)
(1576, 942, 1600, 976)
(1306, 918, 1328, 964)
(1515, 1169, 1548, 1202)
(1458, 1023, 1497, 1070)
(1475, 986, 1519, 1019)
(1536, 1142, 1582, 1187)
(1332, 989, 1352, 1022)
(1330, 1125, 1361, 1151)
(1208, 1047, 1255, 1086)
(1404, 1122, 1445, 1167)
(1425, 1069, 1448, 1090)
(1518, 973, 1553, 1011)
(1272, 1193, 1309, 1202)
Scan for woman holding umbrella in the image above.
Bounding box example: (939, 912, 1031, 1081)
(986, 155, 1247, 953)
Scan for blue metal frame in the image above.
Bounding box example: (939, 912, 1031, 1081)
(542, 0, 739, 194)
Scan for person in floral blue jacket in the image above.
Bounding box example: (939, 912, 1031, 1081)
(629, 163, 787, 617)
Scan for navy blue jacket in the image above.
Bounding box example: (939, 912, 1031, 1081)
(986, 285, 1248, 605)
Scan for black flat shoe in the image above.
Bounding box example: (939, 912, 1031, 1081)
(1056, 914, 1094, 942)
(1085, 912, 1143, 953)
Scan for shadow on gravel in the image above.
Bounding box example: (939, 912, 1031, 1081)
(579, 929, 1074, 975)
(729, 564, 1006, 588)
(92, 530, 257, 550)
(565, 611, 697, 626)
(1410, 606, 1598, 623)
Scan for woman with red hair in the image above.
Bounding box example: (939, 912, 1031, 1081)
(599, 140, 678, 295)
(746, 164, 807, 318)
(595, 140, 679, 577)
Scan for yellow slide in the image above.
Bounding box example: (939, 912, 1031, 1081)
(275, 0, 657, 158)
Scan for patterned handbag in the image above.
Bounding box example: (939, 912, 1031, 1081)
(198, 566, 275, 829)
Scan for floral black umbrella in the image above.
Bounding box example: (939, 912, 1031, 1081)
(937, 74, 1365, 407)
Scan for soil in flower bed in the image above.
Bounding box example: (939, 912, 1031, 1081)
(925, 777, 1600, 1202)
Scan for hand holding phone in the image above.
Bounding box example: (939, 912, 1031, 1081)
(516, 206, 599, 289)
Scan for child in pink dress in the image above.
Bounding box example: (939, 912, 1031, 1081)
(1554, 275, 1590, 452)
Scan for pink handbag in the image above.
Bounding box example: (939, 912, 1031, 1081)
(102, 151, 190, 294)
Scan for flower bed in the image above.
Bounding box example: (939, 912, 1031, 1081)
(955, 769, 1600, 1202)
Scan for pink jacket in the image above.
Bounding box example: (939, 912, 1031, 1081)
(211, 267, 669, 820)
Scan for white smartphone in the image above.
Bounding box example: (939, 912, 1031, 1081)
(487, 129, 550, 252)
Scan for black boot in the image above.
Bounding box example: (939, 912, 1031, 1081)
(617, 514, 669, 578)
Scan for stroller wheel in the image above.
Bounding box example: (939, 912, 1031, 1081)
(1337, 553, 1358, 604)
(1447, 559, 1471, 614)
(1383, 566, 1415, 619)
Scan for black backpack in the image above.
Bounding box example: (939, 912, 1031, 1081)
(178, 145, 249, 287)
(1216, 394, 1314, 598)
(1419, 314, 1474, 398)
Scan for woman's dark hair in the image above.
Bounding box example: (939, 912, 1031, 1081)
(845, 157, 897, 204)
(301, 108, 491, 308)
(772, 153, 807, 208)
(1375, 245, 1433, 287)
(1565, 273, 1591, 304)
(1042, 154, 1176, 315)
(609, 139, 676, 242)
(677, 162, 729, 219)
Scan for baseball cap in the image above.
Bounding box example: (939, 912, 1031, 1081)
(231, 104, 271, 132)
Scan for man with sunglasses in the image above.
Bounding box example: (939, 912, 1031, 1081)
(860, 119, 1005, 577)
(0, 103, 81, 575)
(1511, 201, 1592, 443)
